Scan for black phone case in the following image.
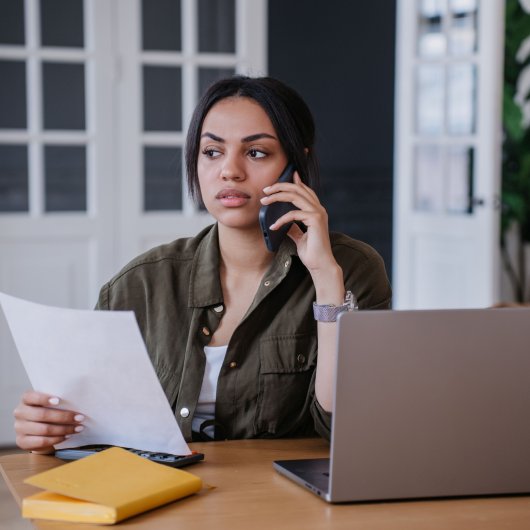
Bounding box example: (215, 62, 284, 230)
(259, 164, 297, 252)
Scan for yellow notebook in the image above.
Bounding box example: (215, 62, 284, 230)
(22, 447, 202, 524)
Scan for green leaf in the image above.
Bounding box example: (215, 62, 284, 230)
(503, 91, 525, 141)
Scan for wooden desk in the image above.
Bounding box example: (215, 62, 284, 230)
(2, 438, 530, 530)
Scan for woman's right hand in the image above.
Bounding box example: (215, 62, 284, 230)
(13, 391, 85, 454)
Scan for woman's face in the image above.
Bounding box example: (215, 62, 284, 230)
(197, 96, 289, 230)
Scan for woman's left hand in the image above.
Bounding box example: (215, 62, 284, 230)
(260, 172, 337, 275)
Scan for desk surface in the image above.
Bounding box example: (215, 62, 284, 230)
(2, 438, 530, 530)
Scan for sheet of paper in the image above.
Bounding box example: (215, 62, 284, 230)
(0, 292, 190, 456)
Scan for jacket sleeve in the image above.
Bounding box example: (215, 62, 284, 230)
(343, 245, 392, 310)
(95, 282, 111, 310)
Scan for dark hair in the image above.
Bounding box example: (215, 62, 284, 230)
(185, 76, 319, 205)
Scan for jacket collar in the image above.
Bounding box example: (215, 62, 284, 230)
(188, 224, 224, 308)
(188, 223, 299, 309)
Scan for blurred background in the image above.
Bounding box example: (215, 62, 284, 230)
(0, 0, 528, 445)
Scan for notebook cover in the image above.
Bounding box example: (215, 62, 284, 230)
(22, 491, 118, 524)
(22, 447, 202, 524)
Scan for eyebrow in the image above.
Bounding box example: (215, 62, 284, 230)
(200, 132, 278, 143)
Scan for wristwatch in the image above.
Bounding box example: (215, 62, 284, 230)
(313, 291, 358, 322)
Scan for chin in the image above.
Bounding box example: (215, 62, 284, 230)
(214, 210, 260, 231)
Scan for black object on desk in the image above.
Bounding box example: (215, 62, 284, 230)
(55, 445, 204, 468)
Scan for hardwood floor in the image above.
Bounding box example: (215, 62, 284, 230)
(0, 447, 33, 530)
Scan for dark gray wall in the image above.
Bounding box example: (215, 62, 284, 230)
(268, 1, 396, 278)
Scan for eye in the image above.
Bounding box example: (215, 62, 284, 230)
(248, 148, 267, 159)
(202, 147, 222, 158)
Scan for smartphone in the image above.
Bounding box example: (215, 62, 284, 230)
(259, 163, 297, 252)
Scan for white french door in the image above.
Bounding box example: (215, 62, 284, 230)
(115, 0, 267, 264)
(393, 0, 504, 309)
(0, 0, 115, 444)
(0, 0, 267, 445)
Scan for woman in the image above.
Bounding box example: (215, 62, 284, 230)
(13, 76, 391, 452)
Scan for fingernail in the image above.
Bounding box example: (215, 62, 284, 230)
(48, 397, 60, 406)
(263, 186, 271, 192)
(74, 425, 85, 432)
(64, 434, 72, 439)
(74, 414, 85, 422)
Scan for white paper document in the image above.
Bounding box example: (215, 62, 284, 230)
(0, 292, 190, 456)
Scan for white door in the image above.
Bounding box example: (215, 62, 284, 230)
(0, 0, 267, 445)
(0, 0, 115, 444)
(393, 0, 504, 309)
(115, 0, 267, 264)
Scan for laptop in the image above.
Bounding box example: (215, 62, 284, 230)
(274, 308, 530, 502)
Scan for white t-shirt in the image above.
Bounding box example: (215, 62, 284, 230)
(191, 344, 228, 437)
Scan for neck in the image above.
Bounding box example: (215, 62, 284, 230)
(217, 224, 274, 275)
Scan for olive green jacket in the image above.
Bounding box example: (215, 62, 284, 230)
(96, 224, 391, 442)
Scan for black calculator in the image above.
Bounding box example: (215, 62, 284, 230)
(55, 445, 204, 468)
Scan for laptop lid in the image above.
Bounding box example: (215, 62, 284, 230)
(328, 308, 530, 502)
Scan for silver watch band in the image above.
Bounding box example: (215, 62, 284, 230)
(313, 291, 358, 322)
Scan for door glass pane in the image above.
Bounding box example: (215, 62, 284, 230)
(198, 0, 235, 53)
(446, 145, 473, 214)
(198, 67, 235, 98)
(0, 144, 28, 212)
(44, 145, 86, 212)
(417, 0, 447, 57)
(142, 0, 181, 51)
(143, 66, 182, 131)
(447, 63, 475, 135)
(0, 0, 25, 45)
(0, 60, 27, 129)
(414, 145, 445, 213)
(144, 147, 182, 211)
(416, 64, 445, 135)
(449, 0, 477, 55)
(40, 0, 84, 48)
(42, 62, 85, 130)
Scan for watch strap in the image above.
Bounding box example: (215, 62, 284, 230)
(313, 291, 358, 322)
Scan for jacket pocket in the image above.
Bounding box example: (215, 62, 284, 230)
(254, 333, 317, 436)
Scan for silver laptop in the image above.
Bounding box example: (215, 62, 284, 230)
(274, 308, 530, 502)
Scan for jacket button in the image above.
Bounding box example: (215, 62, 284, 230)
(296, 353, 306, 365)
(264, 280, 271, 287)
(229, 361, 237, 369)
(202, 326, 210, 336)
(180, 407, 190, 418)
(213, 305, 224, 313)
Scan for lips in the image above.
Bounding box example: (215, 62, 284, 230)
(215, 189, 251, 199)
(214, 188, 252, 208)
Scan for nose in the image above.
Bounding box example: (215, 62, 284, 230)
(220, 155, 245, 181)
(220, 168, 245, 181)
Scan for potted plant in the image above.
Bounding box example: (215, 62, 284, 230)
(501, 0, 530, 302)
